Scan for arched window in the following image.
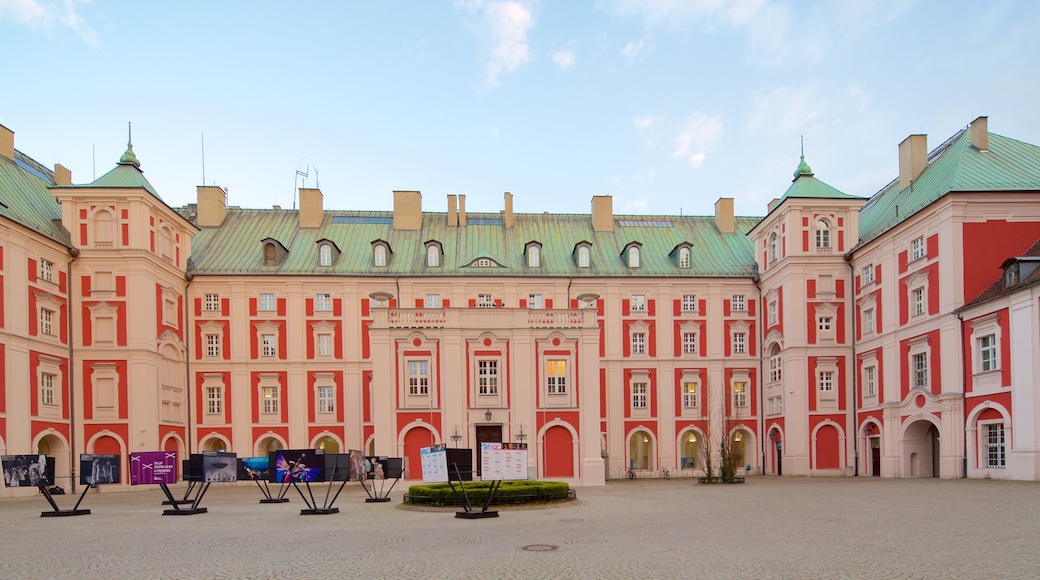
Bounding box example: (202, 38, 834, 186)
(94, 210, 115, 246)
(769, 233, 778, 262)
(427, 244, 440, 267)
(628, 430, 653, 470)
(815, 219, 831, 249)
(577, 246, 590, 268)
(768, 343, 782, 382)
(264, 243, 277, 266)
(678, 247, 690, 269)
(319, 243, 333, 266)
(373, 244, 386, 267)
(628, 246, 640, 268)
(159, 227, 175, 261)
(527, 245, 540, 268)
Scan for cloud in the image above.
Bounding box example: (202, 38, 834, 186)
(673, 112, 723, 167)
(633, 116, 662, 130)
(551, 49, 575, 69)
(621, 39, 644, 61)
(746, 85, 826, 135)
(0, 0, 99, 45)
(457, 0, 537, 88)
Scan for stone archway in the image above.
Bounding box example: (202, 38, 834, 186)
(902, 419, 940, 478)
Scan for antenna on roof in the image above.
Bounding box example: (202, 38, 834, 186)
(293, 157, 309, 210)
(201, 132, 206, 186)
(314, 167, 319, 189)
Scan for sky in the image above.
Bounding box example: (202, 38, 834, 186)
(2, 0, 1040, 218)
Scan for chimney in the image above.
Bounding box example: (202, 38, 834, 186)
(447, 194, 458, 227)
(898, 134, 927, 191)
(299, 187, 323, 228)
(197, 185, 228, 227)
(459, 194, 467, 226)
(393, 190, 423, 230)
(591, 195, 613, 232)
(970, 116, 989, 152)
(504, 192, 514, 229)
(53, 164, 72, 186)
(767, 198, 781, 213)
(715, 198, 734, 234)
(0, 123, 12, 161)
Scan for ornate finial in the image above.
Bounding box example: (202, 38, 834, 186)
(118, 121, 141, 168)
(793, 135, 813, 178)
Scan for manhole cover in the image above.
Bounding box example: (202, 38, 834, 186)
(522, 544, 559, 552)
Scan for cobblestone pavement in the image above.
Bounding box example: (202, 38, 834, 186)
(1, 477, 1039, 579)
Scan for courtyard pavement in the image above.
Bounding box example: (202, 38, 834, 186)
(1, 476, 1038, 579)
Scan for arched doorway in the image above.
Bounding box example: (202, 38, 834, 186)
(36, 433, 69, 484)
(256, 436, 283, 457)
(730, 430, 749, 469)
(543, 425, 574, 477)
(628, 430, 653, 470)
(205, 438, 227, 452)
(403, 427, 435, 480)
(315, 436, 339, 454)
(680, 431, 700, 470)
(814, 424, 841, 470)
(768, 429, 783, 475)
(902, 419, 940, 478)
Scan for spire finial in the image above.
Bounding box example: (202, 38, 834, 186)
(118, 121, 141, 168)
(793, 135, 813, 179)
(128, 121, 132, 148)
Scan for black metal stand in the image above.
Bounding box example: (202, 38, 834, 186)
(254, 478, 291, 503)
(292, 477, 349, 515)
(160, 482, 209, 515)
(38, 484, 91, 517)
(360, 475, 399, 503)
(448, 463, 499, 519)
(161, 479, 196, 506)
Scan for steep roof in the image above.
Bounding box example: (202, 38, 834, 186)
(961, 237, 1040, 310)
(856, 129, 1040, 248)
(0, 150, 71, 246)
(188, 209, 759, 278)
(63, 143, 163, 201)
(747, 152, 863, 236)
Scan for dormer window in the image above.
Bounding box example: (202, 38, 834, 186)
(575, 243, 591, 268)
(264, 243, 277, 266)
(624, 243, 642, 268)
(425, 242, 442, 267)
(672, 243, 692, 269)
(526, 242, 542, 268)
(319, 243, 333, 266)
(1004, 263, 1019, 288)
(467, 257, 502, 268)
(373, 245, 386, 267)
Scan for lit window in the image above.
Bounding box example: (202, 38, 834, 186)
(40, 259, 53, 282)
(732, 332, 746, 354)
(373, 245, 386, 267)
(408, 361, 429, 395)
(816, 219, 831, 248)
(41, 373, 56, 405)
(628, 246, 640, 268)
(681, 295, 696, 312)
(632, 382, 647, 409)
(528, 294, 543, 309)
(732, 295, 746, 312)
(427, 245, 440, 267)
(259, 293, 276, 311)
(477, 294, 494, 308)
(320, 243, 333, 267)
(682, 332, 697, 355)
(577, 246, 590, 268)
(683, 382, 697, 408)
(478, 360, 499, 395)
(862, 264, 875, 285)
(978, 334, 997, 372)
(819, 317, 832, 332)
(985, 423, 1006, 468)
(913, 288, 925, 316)
(913, 353, 928, 388)
(425, 294, 442, 308)
(204, 293, 221, 312)
(678, 248, 690, 269)
(864, 366, 876, 397)
(819, 371, 834, 392)
(261, 334, 277, 357)
(316, 293, 332, 312)
(40, 308, 54, 335)
(733, 382, 747, 408)
(631, 332, 646, 355)
(911, 236, 926, 261)
(527, 246, 540, 268)
(631, 295, 646, 312)
(205, 334, 221, 358)
(317, 333, 332, 357)
(206, 386, 222, 415)
(318, 386, 335, 414)
(262, 386, 279, 414)
(864, 309, 875, 334)
(546, 360, 567, 394)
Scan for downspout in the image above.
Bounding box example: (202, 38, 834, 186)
(184, 272, 193, 455)
(755, 275, 765, 475)
(957, 310, 967, 478)
(66, 248, 78, 494)
(845, 253, 859, 477)
(567, 277, 573, 307)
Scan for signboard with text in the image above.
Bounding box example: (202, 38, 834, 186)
(480, 443, 528, 481)
(129, 451, 178, 485)
(420, 444, 448, 483)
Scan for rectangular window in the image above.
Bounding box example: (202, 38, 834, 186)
(528, 294, 544, 309)
(978, 334, 997, 372)
(819, 371, 834, 392)
(261, 334, 277, 357)
(631, 295, 646, 312)
(864, 308, 875, 334)
(631, 332, 646, 355)
(40, 308, 54, 335)
(204, 293, 221, 311)
(41, 373, 55, 405)
(862, 264, 875, 286)
(40, 259, 53, 282)
(913, 288, 925, 316)
(681, 295, 696, 312)
(262, 386, 279, 414)
(425, 294, 442, 308)
(913, 353, 928, 388)
(985, 423, 1006, 468)
(733, 382, 747, 408)
(205, 334, 221, 358)
(865, 366, 876, 397)
(769, 353, 782, 383)
(315, 293, 332, 312)
(769, 301, 778, 325)
(911, 236, 926, 261)
(478, 360, 499, 395)
(546, 360, 567, 394)
(408, 361, 429, 395)
(768, 396, 775, 414)
(818, 317, 832, 332)
(318, 386, 335, 414)
(682, 382, 697, 408)
(777, 395, 783, 414)
(317, 333, 332, 357)
(206, 386, 222, 415)
(731, 295, 746, 312)
(477, 294, 494, 308)
(259, 293, 276, 311)
(732, 332, 746, 354)
(631, 382, 647, 409)
(682, 332, 697, 355)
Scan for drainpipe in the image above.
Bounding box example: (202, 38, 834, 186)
(66, 248, 78, 494)
(845, 254, 858, 477)
(957, 310, 967, 478)
(755, 275, 765, 475)
(184, 272, 193, 455)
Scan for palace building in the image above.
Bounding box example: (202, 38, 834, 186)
(3, 115, 1040, 493)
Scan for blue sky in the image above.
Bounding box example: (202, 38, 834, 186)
(2, 0, 1039, 218)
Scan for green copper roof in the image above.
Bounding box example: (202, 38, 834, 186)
(793, 137, 813, 178)
(781, 173, 862, 201)
(63, 144, 162, 201)
(857, 129, 1040, 248)
(0, 150, 71, 246)
(188, 209, 759, 278)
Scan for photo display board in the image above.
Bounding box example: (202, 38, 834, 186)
(324, 453, 353, 481)
(420, 444, 448, 483)
(480, 443, 528, 480)
(238, 456, 271, 481)
(80, 454, 120, 485)
(202, 451, 237, 483)
(2, 455, 53, 487)
(130, 451, 178, 485)
(270, 449, 325, 483)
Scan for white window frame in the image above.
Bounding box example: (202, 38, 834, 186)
(913, 352, 928, 389)
(769, 345, 782, 383)
(732, 331, 746, 355)
(731, 295, 746, 312)
(682, 381, 697, 409)
(204, 293, 220, 312)
(527, 245, 540, 268)
(40, 308, 54, 336)
(864, 365, 877, 397)
(862, 264, 875, 286)
(819, 370, 834, 392)
(815, 219, 831, 249)
(206, 385, 222, 415)
(769, 300, 778, 325)
(317, 333, 333, 357)
(978, 334, 998, 373)
(477, 359, 499, 396)
(631, 331, 646, 355)
(318, 385, 335, 414)
(546, 359, 567, 394)
(408, 360, 430, 395)
(315, 293, 332, 312)
(628, 246, 640, 268)
(818, 316, 832, 332)
(262, 385, 279, 414)
(769, 233, 778, 263)
(577, 245, 590, 268)
(864, 308, 875, 334)
(261, 334, 277, 357)
(732, 381, 747, 408)
(477, 294, 494, 308)
(682, 331, 697, 355)
(41, 372, 56, 406)
(528, 294, 544, 309)
(678, 247, 690, 269)
(40, 258, 54, 282)
(984, 422, 1006, 469)
(631, 382, 648, 409)
(205, 333, 221, 358)
(425, 294, 442, 308)
(913, 287, 925, 317)
(681, 294, 697, 313)
(427, 244, 440, 267)
(373, 244, 386, 267)
(911, 236, 926, 261)
(631, 294, 646, 312)
(259, 293, 276, 312)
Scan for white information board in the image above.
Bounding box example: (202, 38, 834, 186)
(420, 444, 448, 483)
(480, 442, 528, 481)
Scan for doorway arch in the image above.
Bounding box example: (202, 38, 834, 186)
(901, 418, 941, 478)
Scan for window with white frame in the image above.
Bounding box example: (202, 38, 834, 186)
(978, 334, 997, 372)
(317, 333, 333, 357)
(205, 333, 221, 358)
(408, 361, 429, 395)
(732, 332, 746, 354)
(769, 301, 778, 325)
(733, 382, 747, 408)
(370, 296, 387, 309)
(816, 219, 831, 249)
(768, 396, 775, 415)
(373, 244, 386, 267)
(769, 233, 778, 263)
(527, 245, 540, 268)
(40, 308, 54, 335)
(631, 294, 646, 312)
(681, 295, 696, 312)
(205, 293, 221, 312)
(261, 334, 277, 357)
(819, 370, 834, 392)
(40, 258, 53, 282)
(631, 382, 647, 409)
(912, 287, 925, 316)
(546, 360, 566, 394)
(320, 243, 333, 266)
(631, 332, 646, 355)
(425, 294, 442, 308)
(862, 264, 875, 285)
(262, 386, 279, 414)
(40, 373, 56, 405)
(259, 293, 276, 311)
(777, 394, 783, 413)
(864, 365, 876, 397)
(528, 294, 544, 309)
(768, 344, 782, 382)
(913, 352, 928, 389)
(864, 308, 875, 334)
(731, 295, 746, 312)
(577, 245, 590, 268)
(477, 360, 499, 395)
(985, 423, 1006, 468)
(316, 293, 332, 312)
(911, 236, 926, 261)
(426, 245, 440, 267)
(206, 386, 222, 415)
(628, 246, 640, 268)
(678, 247, 690, 269)
(818, 317, 832, 333)
(682, 331, 697, 355)
(477, 294, 494, 308)
(683, 382, 697, 409)
(318, 385, 335, 414)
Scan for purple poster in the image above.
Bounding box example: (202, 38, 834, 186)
(129, 451, 178, 485)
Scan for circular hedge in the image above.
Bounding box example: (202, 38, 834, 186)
(404, 480, 573, 507)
